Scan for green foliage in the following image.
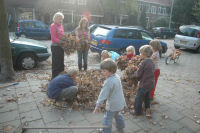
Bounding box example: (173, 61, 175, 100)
(139, 7, 146, 28)
(101, 0, 138, 24)
(192, 1, 200, 23)
(172, 0, 197, 26)
(153, 18, 168, 27)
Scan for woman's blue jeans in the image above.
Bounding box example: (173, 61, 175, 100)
(103, 111, 125, 133)
(77, 50, 88, 70)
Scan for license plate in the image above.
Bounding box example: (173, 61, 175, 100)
(91, 40, 98, 45)
(180, 40, 187, 44)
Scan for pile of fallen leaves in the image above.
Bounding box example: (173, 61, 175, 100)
(60, 34, 77, 55)
(120, 55, 143, 111)
(115, 56, 129, 70)
(76, 36, 91, 51)
(67, 69, 105, 110)
(41, 68, 141, 112)
(121, 55, 143, 88)
(40, 55, 143, 112)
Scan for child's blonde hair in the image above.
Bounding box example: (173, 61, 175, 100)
(126, 46, 135, 54)
(139, 45, 153, 57)
(66, 69, 78, 77)
(100, 58, 117, 73)
(101, 50, 111, 58)
(149, 39, 162, 51)
(53, 12, 64, 22)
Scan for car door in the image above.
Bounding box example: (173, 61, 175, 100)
(111, 29, 131, 51)
(23, 22, 35, 37)
(35, 21, 50, 38)
(33, 21, 45, 38)
(138, 31, 153, 51)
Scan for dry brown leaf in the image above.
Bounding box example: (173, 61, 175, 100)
(5, 96, 18, 103)
(196, 120, 200, 124)
(2, 125, 13, 133)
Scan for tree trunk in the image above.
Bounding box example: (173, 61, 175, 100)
(0, 0, 15, 82)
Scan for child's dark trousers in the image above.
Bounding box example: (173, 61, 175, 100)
(134, 87, 152, 115)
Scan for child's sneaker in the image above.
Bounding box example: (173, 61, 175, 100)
(117, 128, 124, 133)
(145, 108, 152, 118)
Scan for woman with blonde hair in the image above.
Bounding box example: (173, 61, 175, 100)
(50, 12, 65, 79)
(75, 17, 91, 71)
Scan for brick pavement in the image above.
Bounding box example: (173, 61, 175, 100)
(0, 45, 200, 133)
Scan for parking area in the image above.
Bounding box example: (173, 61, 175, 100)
(0, 39, 200, 133)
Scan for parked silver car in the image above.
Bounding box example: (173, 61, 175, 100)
(174, 25, 200, 52)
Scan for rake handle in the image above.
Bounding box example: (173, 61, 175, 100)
(23, 126, 110, 129)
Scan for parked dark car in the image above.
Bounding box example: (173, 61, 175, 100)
(90, 25, 168, 55)
(127, 26, 155, 38)
(152, 27, 175, 39)
(15, 20, 51, 39)
(10, 36, 50, 70)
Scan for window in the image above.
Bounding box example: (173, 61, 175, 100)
(93, 27, 110, 36)
(113, 29, 140, 39)
(139, 4, 143, 12)
(78, 0, 87, 5)
(158, 7, 161, 14)
(113, 29, 128, 39)
(35, 21, 47, 29)
(141, 31, 153, 41)
(120, 0, 126, 4)
(151, 6, 157, 14)
(21, 22, 35, 28)
(162, 8, 166, 15)
(145, 4, 150, 13)
(178, 27, 198, 38)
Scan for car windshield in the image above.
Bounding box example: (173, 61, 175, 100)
(177, 26, 198, 37)
(93, 27, 110, 36)
(141, 31, 153, 41)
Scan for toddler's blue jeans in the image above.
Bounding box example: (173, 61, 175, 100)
(103, 111, 125, 133)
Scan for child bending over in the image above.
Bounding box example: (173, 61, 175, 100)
(101, 50, 120, 61)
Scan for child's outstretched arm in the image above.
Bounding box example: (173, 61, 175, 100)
(93, 80, 111, 113)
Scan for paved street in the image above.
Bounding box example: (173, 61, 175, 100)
(0, 39, 200, 133)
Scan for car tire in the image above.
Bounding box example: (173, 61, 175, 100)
(196, 47, 200, 53)
(174, 46, 180, 49)
(163, 35, 167, 39)
(17, 53, 37, 70)
(20, 33, 27, 38)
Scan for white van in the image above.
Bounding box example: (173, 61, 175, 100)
(174, 25, 200, 53)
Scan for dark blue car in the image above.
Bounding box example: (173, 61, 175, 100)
(15, 20, 51, 39)
(90, 25, 168, 55)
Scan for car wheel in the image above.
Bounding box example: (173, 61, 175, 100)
(17, 53, 37, 70)
(165, 56, 173, 65)
(159, 50, 162, 58)
(21, 34, 27, 38)
(195, 46, 200, 53)
(163, 35, 167, 39)
(174, 46, 180, 49)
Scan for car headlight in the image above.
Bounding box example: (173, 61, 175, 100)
(47, 47, 51, 54)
